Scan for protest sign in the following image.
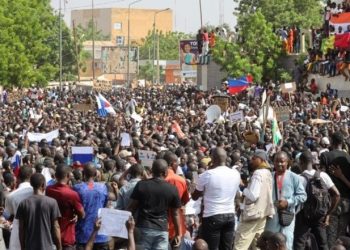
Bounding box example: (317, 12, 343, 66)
(274, 106, 290, 122)
(99, 208, 131, 239)
(93, 81, 112, 92)
(120, 133, 131, 147)
(73, 103, 93, 112)
(281, 82, 296, 93)
(212, 95, 230, 112)
(229, 111, 244, 123)
(138, 150, 157, 167)
(27, 129, 59, 142)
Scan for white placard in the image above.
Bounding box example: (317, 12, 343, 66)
(99, 208, 131, 239)
(229, 111, 244, 123)
(27, 129, 59, 142)
(284, 82, 293, 89)
(138, 150, 157, 167)
(120, 133, 131, 147)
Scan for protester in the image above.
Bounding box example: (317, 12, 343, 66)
(46, 164, 85, 250)
(73, 163, 109, 250)
(234, 150, 275, 250)
(294, 150, 340, 250)
(192, 147, 241, 250)
(265, 151, 307, 250)
(164, 151, 190, 248)
(128, 159, 182, 250)
(4, 166, 33, 250)
(321, 131, 350, 247)
(16, 173, 62, 250)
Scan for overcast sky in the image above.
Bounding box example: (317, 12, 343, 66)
(50, 0, 237, 33)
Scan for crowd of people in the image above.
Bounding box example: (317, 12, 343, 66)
(303, 0, 350, 81)
(0, 82, 348, 250)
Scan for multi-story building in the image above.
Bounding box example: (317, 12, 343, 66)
(71, 7, 173, 45)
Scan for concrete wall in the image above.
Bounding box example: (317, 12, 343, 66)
(72, 8, 173, 44)
(72, 9, 112, 38)
(197, 61, 227, 91)
(111, 8, 173, 44)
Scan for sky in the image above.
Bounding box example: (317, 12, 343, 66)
(50, 0, 237, 34)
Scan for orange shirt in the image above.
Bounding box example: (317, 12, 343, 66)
(165, 168, 190, 239)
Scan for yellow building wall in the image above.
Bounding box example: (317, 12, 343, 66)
(110, 8, 173, 44)
(71, 8, 173, 44)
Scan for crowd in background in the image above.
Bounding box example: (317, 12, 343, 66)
(0, 82, 348, 250)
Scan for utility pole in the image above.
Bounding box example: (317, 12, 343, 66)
(199, 0, 203, 28)
(72, 20, 81, 82)
(127, 0, 142, 88)
(59, 0, 63, 91)
(92, 0, 95, 81)
(157, 34, 160, 84)
(153, 8, 169, 84)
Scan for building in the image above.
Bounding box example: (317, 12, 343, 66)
(71, 8, 173, 45)
(80, 41, 138, 83)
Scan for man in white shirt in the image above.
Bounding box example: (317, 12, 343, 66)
(192, 147, 240, 250)
(234, 150, 275, 250)
(294, 150, 340, 250)
(4, 167, 33, 250)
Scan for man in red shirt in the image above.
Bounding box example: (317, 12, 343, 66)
(46, 164, 85, 250)
(164, 152, 190, 248)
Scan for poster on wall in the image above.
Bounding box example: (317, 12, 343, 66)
(179, 40, 199, 79)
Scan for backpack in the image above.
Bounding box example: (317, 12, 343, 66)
(301, 171, 331, 220)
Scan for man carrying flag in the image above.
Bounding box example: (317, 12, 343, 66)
(6, 145, 22, 176)
(95, 93, 116, 117)
(227, 74, 253, 95)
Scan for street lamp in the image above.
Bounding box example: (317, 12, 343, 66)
(127, 0, 142, 88)
(152, 8, 170, 84)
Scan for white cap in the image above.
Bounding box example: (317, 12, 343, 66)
(321, 137, 330, 145)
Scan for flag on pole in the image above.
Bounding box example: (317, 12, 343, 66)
(227, 75, 253, 95)
(96, 93, 116, 117)
(272, 116, 282, 145)
(72, 147, 94, 164)
(11, 151, 21, 177)
(330, 12, 350, 34)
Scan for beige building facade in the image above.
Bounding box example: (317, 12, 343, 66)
(71, 8, 173, 45)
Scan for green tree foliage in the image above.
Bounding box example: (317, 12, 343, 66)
(139, 31, 192, 61)
(0, 0, 76, 87)
(234, 0, 322, 29)
(76, 19, 111, 41)
(138, 61, 155, 81)
(212, 11, 281, 82)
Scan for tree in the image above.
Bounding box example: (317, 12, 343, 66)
(0, 0, 76, 87)
(212, 11, 281, 82)
(234, 0, 323, 29)
(139, 31, 192, 61)
(138, 61, 155, 81)
(76, 19, 111, 41)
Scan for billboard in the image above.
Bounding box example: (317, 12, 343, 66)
(179, 40, 198, 78)
(101, 46, 138, 74)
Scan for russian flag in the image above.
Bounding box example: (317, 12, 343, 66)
(96, 93, 116, 117)
(72, 147, 94, 164)
(11, 151, 21, 176)
(228, 75, 253, 95)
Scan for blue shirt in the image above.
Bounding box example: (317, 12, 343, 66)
(73, 182, 108, 244)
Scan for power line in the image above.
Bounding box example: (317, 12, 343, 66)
(63, 0, 128, 11)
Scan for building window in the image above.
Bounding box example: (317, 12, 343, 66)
(116, 36, 124, 46)
(114, 22, 122, 30)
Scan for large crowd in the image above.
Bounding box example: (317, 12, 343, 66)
(0, 81, 348, 250)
